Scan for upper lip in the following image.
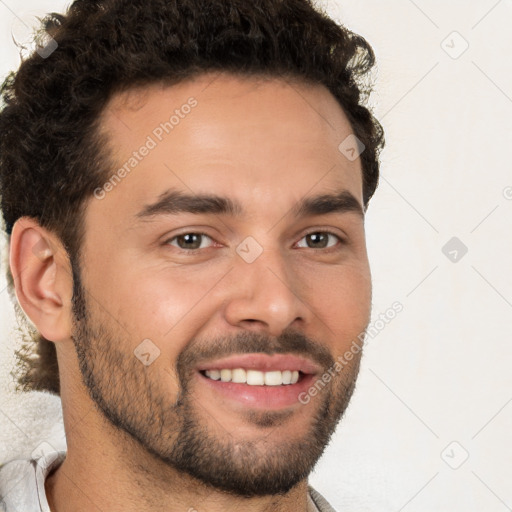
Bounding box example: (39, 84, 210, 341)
(196, 353, 322, 375)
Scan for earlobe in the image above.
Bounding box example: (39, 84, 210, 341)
(9, 217, 74, 343)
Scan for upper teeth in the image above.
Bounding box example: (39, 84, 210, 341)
(204, 369, 300, 386)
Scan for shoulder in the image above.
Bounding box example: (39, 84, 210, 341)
(0, 457, 39, 511)
(308, 484, 339, 512)
(0, 449, 66, 512)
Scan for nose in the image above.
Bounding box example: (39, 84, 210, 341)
(222, 246, 310, 337)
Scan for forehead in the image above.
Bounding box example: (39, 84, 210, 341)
(95, 73, 363, 221)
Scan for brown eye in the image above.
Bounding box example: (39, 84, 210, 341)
(167, 233, 213, 250)
(296, 231, 342, 250)
(306, 233, 328, 248)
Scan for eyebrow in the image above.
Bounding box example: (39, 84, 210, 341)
(135, 188, 364, 221)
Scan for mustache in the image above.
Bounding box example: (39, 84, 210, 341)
(176, 328, 335, 377)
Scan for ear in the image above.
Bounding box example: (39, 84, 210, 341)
(9, 217, 74, 342)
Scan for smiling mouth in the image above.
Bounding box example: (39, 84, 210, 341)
(194, 352, 322, 409)
(200, 368, 303, 386)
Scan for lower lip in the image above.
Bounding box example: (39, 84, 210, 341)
(197, 372, 316, 410)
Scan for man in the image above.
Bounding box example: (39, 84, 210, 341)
(0, 0, 384, 510)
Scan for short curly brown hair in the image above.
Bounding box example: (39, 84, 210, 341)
(0, 0, 384, 396)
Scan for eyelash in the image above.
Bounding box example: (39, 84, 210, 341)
(164, 229, 346, 254)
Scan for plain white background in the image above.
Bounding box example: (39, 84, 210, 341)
(1, 1, 511, 510)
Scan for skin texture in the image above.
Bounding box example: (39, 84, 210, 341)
(9, 73, 372, 512)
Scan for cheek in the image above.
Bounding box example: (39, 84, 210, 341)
(117, 275, 201, 336)
(99, 263, 227, 357)
(298, 259, 371, 344)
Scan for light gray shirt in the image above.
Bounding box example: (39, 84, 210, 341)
(0, 449, 336, 511)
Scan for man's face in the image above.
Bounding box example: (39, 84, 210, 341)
(71, 73, 372, 496)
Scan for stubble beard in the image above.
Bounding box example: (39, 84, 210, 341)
(69, 261, 363, 497)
